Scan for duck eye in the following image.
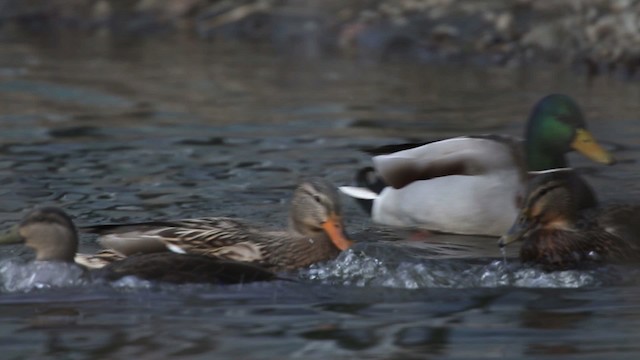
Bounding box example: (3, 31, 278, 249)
(312, 194, 322, 203)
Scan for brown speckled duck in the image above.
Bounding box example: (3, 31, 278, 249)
(0, 207, 277, 284)
(80, 178, 353, 271)
(499, 169, 640, 269)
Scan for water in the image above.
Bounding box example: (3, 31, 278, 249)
(1, 34, 640, 359)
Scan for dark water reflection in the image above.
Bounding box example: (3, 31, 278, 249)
(1, 35, 640, 358)
(3, 285, 640, 359)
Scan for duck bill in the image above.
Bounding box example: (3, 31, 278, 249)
(571, 128, 615, 165)
(0, 225, 23, 245)
(322, 214, 353, 251)
(498, 220, 528, 248)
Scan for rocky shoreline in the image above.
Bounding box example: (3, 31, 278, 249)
(2, 0, 639, 77)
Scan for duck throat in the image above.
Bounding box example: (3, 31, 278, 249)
(525, 140, 568, 171)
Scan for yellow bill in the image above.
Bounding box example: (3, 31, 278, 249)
(571, 128, 615, 165)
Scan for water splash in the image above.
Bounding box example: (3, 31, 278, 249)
(108, 275, 154, 290)
(301, 249, 626, 289)
(0, 259, 88, 293)
(500, 246, 508, 265)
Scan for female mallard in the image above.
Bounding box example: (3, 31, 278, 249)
(498, 170, 640, 269)
(0, 207, 277, 284)
(340, 94, 615, 236)
(80, 178, 353, 271)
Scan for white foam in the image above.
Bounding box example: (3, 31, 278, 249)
(0, 259, 88, 293)
(301, 250, 618, 289)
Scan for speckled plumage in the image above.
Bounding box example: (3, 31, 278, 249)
(1, 208, 277, 285)
(82, 178, 352, 271)
(500, 170, 640, 269)
(99, 252, 277, 284)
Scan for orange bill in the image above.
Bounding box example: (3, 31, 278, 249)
(571, 128, 615, 165)
(321, 213, 353, 251)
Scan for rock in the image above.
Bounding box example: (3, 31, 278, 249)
(0, 0, 638, 76)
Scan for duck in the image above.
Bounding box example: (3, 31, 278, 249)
(80, 178, 353, 272)
(0, 207, 277, 285)
(339, 94, 615, 236)
(498, 169, 640, 269)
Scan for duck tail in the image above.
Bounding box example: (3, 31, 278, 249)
(339, 167, 386, 215)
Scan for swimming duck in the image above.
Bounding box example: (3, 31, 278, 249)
(340, 94, 615, 236)
(498, 169, 640, 269)
(81, 178, 353, 271)
(0, 207, 277, 284)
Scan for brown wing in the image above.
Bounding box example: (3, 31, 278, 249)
(75, 249, 126, 269)
(158, 217, 267, 255)
(373, 136, 522, 189)
(596, 205, 640, 254)
(98, 252, 277, 284)
(84, 217, 262, 256)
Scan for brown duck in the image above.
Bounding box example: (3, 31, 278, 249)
(499, 169, 640, 269)
(0, 207, 277, 284)
(80, 178, 353, 271)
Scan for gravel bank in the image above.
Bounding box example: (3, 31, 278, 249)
(2, 0, 639, 76)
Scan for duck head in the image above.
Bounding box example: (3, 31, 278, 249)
(289, 178, 353, 251)
(499, 169, 597, 248)
(525, 94, 615, 171)
(0, 207, 78, 262)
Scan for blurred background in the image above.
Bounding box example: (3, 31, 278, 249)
(2, 0, 640, 72)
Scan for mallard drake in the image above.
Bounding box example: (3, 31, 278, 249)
(340, 94, 615, 236)
(498, 169, 640, 269)
(81, 178, 353, 271)
(0, 207, 277, 284)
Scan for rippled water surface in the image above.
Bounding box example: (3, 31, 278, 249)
(1, 34, 640, 359)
